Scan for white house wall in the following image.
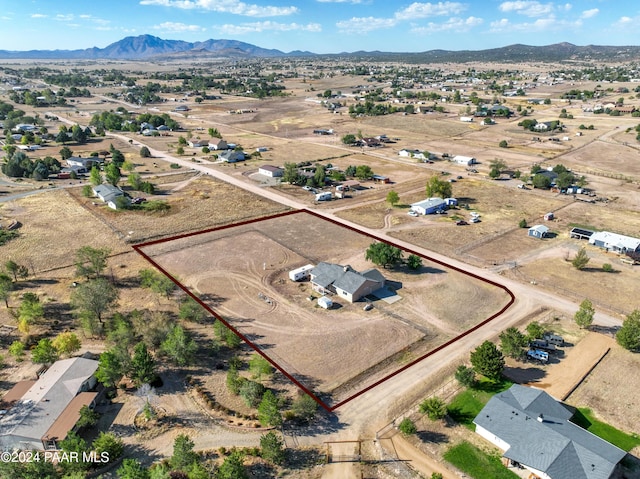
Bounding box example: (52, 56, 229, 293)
(475, 424, 510, 451)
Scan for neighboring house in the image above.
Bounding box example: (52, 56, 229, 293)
(589, 231, 640, 254)
(208, 139, 228, 150)
(399, 149, 428, 160)
(410, 198, 446, 215)
(0, 357, 100, 451)
(258, 165, 283, 178)
(310, 262, 385, 303)
(372, 175, 390, 184)
(452, 155, 477, 165)
(188, 139, 208, 148)
(361, 137, 382, 148)
(66, 156, 104, 171)
(93, 184, 124, 204)
(534, 122, 554, 131)
(218, 150, 245, 163)
(174, 105, 190, 112)
(460, 116, 474, 122)
(474, 384, 626, 479)
(528, 225, 549, 239)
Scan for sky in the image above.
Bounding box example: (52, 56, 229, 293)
(1, 1, 637, 54)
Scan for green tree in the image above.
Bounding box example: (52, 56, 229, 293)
(59, 432, 89, 473)
(291, 393, 318, 423)
(532, 174, 552, 189)
(75, 246, 110, 279)
(52, 332, 81, 357)
(60, 145, 73, 160)
(139, 268, 175, 298)
(130, 342, 157, 386)
(17, 293, 44, 334)
(355, 165, 373, 180)
(4, 260, 28, 281)
(499, 327, 528, 360)
(179, 297, 207, 323)
(419, 397, 447, 421)
(90, 166, 103, 186)
(398, 417, 417, 435)
(574, 299, 595, 329)
(616, 310, 640, 351)
(341, 134, 356, 145)
(240, 380, 266, 408)
(161, 325, 197, 366)
(489, 167, 501, 179)
(208, 127, 221, 139)
(470, 341, 505, 381)
(499, 140, 508, 148)
(282, 162, 302, 185)
(526, 321, 545, 340)
(249, 353, 274, 380)
(122, 160, 136, 172)
(139, 146, 151, 158)
(425, 175, 452, 198)
(92, 432, 124, 464)
(572, 247, 590, 270)
(128, 172, 142, 190)
(216, 451, 248, 479)
(365, 242, 403, 268)
(105, 162, 121, 186)
(171, 434, 198, 471)
(386, 190, 399, 206)
(519, 218, 528, 228)
(71, 277, 119, 327)
(76, 404, 100, 429)
(0, 273, 14, 307)
(95, 349, 124, 388)
(8, 340, 25, 361)
(176, 146, 184, 156)
(313, 164, 326, 186)
(31, 338, 59, 364)
(454, 365, 476, 388)
(117, 459, 150, 479)
(226, 366, 243, 395)
(260, 431, 285, 465)
(406, 254, 422, 271)
(258, 390, 282, 427)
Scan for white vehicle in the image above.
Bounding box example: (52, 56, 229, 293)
(315, 192, 332, 201)
(407, 210, 418, 217)
(470, 217, 480, 223)
(470, 212, 480, 218)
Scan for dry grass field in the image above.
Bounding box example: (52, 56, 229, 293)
(139, 211, 511, 405)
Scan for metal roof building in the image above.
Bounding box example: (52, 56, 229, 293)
(474, 384, 626, 479)
(588, 231, 640, 253)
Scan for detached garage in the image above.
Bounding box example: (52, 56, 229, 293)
(258, 165, 283, 177)
(528, 224, 549, 239)
(410, 198, 446, 215)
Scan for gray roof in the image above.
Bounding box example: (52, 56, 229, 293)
(474, 384, 626, 479)
(93, 184, 124, 203)
(411, 197, 446, 210)
(0, 358, 99, 448)
(311, 262, 384, 295)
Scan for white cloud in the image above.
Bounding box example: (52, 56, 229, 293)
(395, 2, 466, 20)
(139, 0, 298, 17)
(54, 14, 75, 22)
(489, 15, 582, 33)
(581, 8, 598, 19)
(31, 13, 48, 18)
(218, 21, 321, 34)
(411, 16, 483, 34)
(317, 0, 365, 3)
(336, 16, 397, 34)
(153, 22, 205, 32)
(499, 1, 553, 17)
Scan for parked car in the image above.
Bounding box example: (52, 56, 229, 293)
(131, 197, 147, 205)
(456, 220, 468, 226)
(470, 217, 480, 223)
(527, 349, 549, 362)
(407, 210, 418, 217)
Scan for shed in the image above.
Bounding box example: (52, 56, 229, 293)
(372, 175, 390, 184)
(444, 197, 458, 206)
(317, 296, 333, 309)
(452, 155, 477, 165)
(544, 212, 554, 221)
(528, 224, 549, 239)
(258, 165, 283, 178)
(410, 198, 446, 215)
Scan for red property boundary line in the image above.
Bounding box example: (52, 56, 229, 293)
(133, 209, 515, 413)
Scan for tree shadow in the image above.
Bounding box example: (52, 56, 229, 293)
(246, 462, 277, 478)
(503, 365, 547, 384)
(417, 430, 449, 444)
(446, 406, 475, 425)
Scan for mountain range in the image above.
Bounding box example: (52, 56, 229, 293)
(0, 35, 639, 62)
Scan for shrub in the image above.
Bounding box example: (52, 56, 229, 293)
(519, 218, 528, 228)
(398, 417, 417, 435)
(602, 263, 613, 272)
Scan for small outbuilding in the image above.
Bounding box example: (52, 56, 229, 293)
(317, 296, 333, 309)
(289, 264, 315, 282)
(444, 197, 458, 207)
(528, 224, 549, 239)
(544, 212, 554, 221)
(258, 165, 283, 178)
(452, 155, 477, 166)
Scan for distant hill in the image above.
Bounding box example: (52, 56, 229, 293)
(0, 36, 638, 62)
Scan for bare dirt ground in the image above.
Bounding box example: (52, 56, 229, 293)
(139, 211, 510, 405)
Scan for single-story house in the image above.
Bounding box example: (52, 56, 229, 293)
(399, 149, 428, 160)
(93, 184, 124, 204)
(589, 231, 640, 254)
(474, 384, 626, 479)
(534, 122, 554, 131)
(208, 139, 228, 150)
(258, 165, 283, 178)
(528, 224, 549, 239)
(452, 155, 477, 166)
(0, 357, 100, 451)
(218, 150, 245, 163)
(174, 105, 190, 112)
(67, 156, 104, 171)
(410, 197, 446, 215)
(310, 262, 385, 303)
(372, 175, 390, 184)
(188, 139, 208, 148)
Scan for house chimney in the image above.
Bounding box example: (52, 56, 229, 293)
(537, 414, 544, 423)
